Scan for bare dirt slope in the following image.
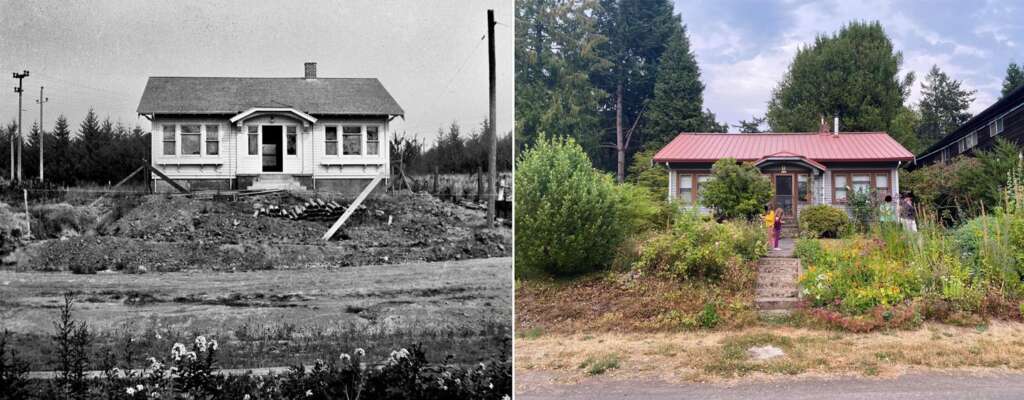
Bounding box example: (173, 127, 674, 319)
(7, 191, 511, 271)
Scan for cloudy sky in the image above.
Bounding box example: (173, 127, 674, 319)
(674, 0, 1023, 131)
(0, 0, 513, 142)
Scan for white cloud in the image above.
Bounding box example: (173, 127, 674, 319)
(688, 0, 1001, 130)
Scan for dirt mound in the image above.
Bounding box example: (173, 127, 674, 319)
(30, 203, 100, 239)
(0, 202, 30, 257)
(14, 191, 510, 271)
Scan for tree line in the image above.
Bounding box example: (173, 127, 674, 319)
(390, 119, 514, 176)
(0, 108, 149, 187)
(516, 0, 1024, 180)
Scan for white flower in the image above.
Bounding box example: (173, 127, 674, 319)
(305, 389, 313, 397)
(126, 387, 136, 395)
(210, 339, 218, 351)
(489, 383, 494, 389)
(479, 362, 486, 370)
(243, 395, 251, 400)
(339, 353, 351, 363)
(171, 343, 188, 361)
(195, 336, 208, 352)
(185, 351, 197, 360)
(503, 395, 511, 400)
(354, 348, 365, 357)
(136, 384, 144, 391)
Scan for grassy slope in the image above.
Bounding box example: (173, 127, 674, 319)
(0, 257, 511, 370)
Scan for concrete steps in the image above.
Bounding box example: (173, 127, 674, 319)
(755, 253, 801, 314)
(247, 174, 305, 191)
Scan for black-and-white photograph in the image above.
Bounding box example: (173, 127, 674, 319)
(0, 1, 512, 398)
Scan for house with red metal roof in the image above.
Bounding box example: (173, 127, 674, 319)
(652, 125, 914, 219)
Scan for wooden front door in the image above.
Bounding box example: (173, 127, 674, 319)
(773, 174, 796, 218)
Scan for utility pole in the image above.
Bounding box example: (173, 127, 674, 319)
(12, 70, 29, 183)
(486, 9, 497, 225)
(36, 87, 48, 182)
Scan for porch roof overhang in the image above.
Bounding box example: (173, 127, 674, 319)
(229, 107, 318, 125)
(753, 152, 828, 172)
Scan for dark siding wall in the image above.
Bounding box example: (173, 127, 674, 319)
(916, 103, 1024, 166)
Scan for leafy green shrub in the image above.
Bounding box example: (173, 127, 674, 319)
(701, 158, 772, 220)
(633, 212, 766, 280)
(848, 189, 877, 232)
(515, 135, 632, 277)
(697, 302, 720, 329)
(798, 205, 850, 238)
(579, 354, 620, 375)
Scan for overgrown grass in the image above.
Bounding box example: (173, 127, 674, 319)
(578, 353, 620, 375)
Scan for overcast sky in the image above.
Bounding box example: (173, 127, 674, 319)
(674, 0, 1024, 131)
(0, 0, 513, 144)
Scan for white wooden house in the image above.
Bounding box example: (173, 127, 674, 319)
(136, 63, 404, 193)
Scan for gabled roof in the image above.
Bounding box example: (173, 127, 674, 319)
(754, 152, 828, 171)
(653, 132, 914, 163)
(137, 77, 404, 116)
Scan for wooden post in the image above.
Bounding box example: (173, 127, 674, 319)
(486, 9, 497, 224)
(433, 166, 439, 195)
(476, 166, 483, 203)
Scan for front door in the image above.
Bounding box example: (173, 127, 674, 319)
(262, 125, 283, 172)
(773, 174, 795, 218)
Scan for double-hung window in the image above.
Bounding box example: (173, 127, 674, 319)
(325, 126, 338, 155)
(677, 174, 693, 205)
(958, 138, 967, 153)
(205, 125, 219, 155)
(162, 125, 176, 155)
(342, 126, 362, 155)
(966, 131, 978, 149)
(180, 125, 201, 155)
(366, 126, 380, 155)
(696, 175, 711, 203)
(995, 117, 1005, 135)
(875, 174, 890, 200)
(797, 174, 811, 202)
(286, 126, 297, 155)
(247, 126, 259, 155)
(833, 175, 849, 203)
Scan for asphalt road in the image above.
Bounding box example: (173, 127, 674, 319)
(516, 371, 1024, 400)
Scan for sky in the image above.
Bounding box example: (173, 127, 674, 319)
(0, 0, 513, 144)
(673, 0, 1024, 132)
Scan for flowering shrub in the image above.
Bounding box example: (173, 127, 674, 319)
(633, 212, 766, 281)
(797, 238, 922, 314)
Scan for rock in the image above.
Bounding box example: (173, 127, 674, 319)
(748, 345, 785, 360)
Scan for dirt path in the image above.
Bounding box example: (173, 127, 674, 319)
(516, 370, 1024, 400)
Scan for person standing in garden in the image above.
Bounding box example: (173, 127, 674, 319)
(879, 195, 897, 225)
(772, 208, 784, 250)
(900, 195, 917, 232)
(763, 206, 776, 248)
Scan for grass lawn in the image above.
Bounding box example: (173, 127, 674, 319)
(0, 257, 512, 370)
(515, 322, 1024, 383)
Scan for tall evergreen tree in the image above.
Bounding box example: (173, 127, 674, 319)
(76, 109, 103, 183)
(49, 115, 74, 185)
(735, 116, 767, 133)
(766, 21, 913, 133)
(890, 106, 923, 154)
(643, 27, 706, 148)
(515, 0, 609, 159)
(1003, 62, 1024, 98)
(916, 65, 974, 147)
(594, 0, 680, 181)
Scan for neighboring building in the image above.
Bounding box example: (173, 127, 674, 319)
(652, 129, 914, 219)
(914, 84, 1024, 167)
(136, 62, 404, 193)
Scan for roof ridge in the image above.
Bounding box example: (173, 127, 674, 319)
(148, 76, 381, 80)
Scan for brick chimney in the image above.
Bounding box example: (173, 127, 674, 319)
(304, 62, 317, 80)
